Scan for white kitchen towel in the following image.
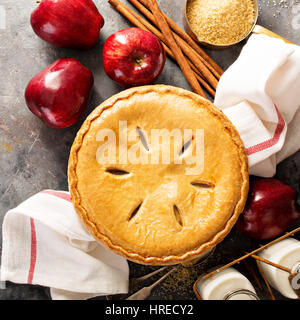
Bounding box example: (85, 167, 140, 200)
(0, 190, 129, 300)
(215, 33, 300, 177)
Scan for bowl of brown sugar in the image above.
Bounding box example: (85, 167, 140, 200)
(184, 0, 258, 48)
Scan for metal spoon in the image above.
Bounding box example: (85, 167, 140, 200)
(126, 267, 177, 300)
(129, 266, 168, 288)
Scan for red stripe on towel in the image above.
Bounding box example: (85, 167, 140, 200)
(246, 105, 285, 156)
(27, 218, 37, 284)
(40, 190, 72, 202)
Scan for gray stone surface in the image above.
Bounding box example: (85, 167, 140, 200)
(0, 0, 300, 300)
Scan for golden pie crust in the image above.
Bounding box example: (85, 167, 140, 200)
(68, 85, 249, 265)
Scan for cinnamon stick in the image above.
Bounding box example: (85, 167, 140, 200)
(143, 0, 205, 97)
(124, 3, 216, 96)
(138, 0, 224, 77)
(127, 0, 218, 89)
(108, 0, 215, 97)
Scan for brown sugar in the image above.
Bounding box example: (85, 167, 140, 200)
(186, 0, 255, 45)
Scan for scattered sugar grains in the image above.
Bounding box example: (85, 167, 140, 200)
(186, 0, 255, 45)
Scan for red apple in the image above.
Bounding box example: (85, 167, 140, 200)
(30, 0, 104, 50)
(25, 58, 93, 129)
(236, 177, 300, 240)
(103, 28, 166, 87)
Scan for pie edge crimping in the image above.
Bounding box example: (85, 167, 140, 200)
(68, 85, 249, 265)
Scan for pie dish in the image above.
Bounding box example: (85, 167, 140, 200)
(68, 85, 249, 265)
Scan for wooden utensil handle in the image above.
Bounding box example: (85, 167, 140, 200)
(253, 25, 294, 44)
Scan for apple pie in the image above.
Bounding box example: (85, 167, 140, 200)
(68, 85, 249, 265)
